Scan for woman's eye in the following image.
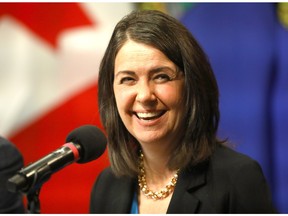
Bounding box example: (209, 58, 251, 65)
(119, 77, 135, 84)
(154, 74, 171, 83)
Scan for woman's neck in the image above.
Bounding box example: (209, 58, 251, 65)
(139, 145, 177, 190)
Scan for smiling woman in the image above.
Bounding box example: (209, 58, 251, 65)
(90, 10, 277, 214)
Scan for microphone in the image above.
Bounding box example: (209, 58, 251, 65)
(6, 125, 107, 194)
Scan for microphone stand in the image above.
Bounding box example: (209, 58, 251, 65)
(24, 165, 52, 214)
(27, 188, 41, 214)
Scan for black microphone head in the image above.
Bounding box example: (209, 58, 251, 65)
(66, 125, 107, 163)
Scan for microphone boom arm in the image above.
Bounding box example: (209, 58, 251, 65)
(7, 143, 80, 194)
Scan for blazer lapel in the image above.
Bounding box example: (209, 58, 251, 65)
(111, 176, 137, 213)
(167, 162, 208, 213)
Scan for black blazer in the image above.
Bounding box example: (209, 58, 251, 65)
(90, 145, 276, 213)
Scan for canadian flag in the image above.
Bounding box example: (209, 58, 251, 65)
(0, 2, 133, 213)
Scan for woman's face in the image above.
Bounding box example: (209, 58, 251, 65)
(113, 40, 186, 147)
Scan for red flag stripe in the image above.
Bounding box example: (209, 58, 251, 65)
(10, 83, 109, 213)
(0, 3, 95, 47)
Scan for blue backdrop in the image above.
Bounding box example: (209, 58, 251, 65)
(180, 3, 288, 213)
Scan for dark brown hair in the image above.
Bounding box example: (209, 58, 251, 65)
(98, 10, 222, 177)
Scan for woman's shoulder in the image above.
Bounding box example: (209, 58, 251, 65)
(206, 145, 276, 213)
(94, 167, 136, 188)
(94, 167, 119, 186)
(213, 144, 258, 166)
(211, 145, 265, 180)
(97, 167, 114, 179)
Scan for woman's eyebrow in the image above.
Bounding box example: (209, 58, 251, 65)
(149, 66, 176, 73)
(114, 66, 178, 79)
(114, 70, 135, 78)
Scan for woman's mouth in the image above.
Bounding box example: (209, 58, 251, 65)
(135, 111, 166, 121)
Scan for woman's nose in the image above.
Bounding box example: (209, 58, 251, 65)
(135, 81, 157, 105)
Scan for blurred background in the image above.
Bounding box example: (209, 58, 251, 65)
(0, 2, 287, 213)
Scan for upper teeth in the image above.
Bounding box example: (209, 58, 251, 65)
(137, 112, 162, 119)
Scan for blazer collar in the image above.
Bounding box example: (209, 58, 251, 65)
(167, 161, 208, 213)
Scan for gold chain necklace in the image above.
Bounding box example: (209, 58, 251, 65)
(138, 150, 179, 200)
